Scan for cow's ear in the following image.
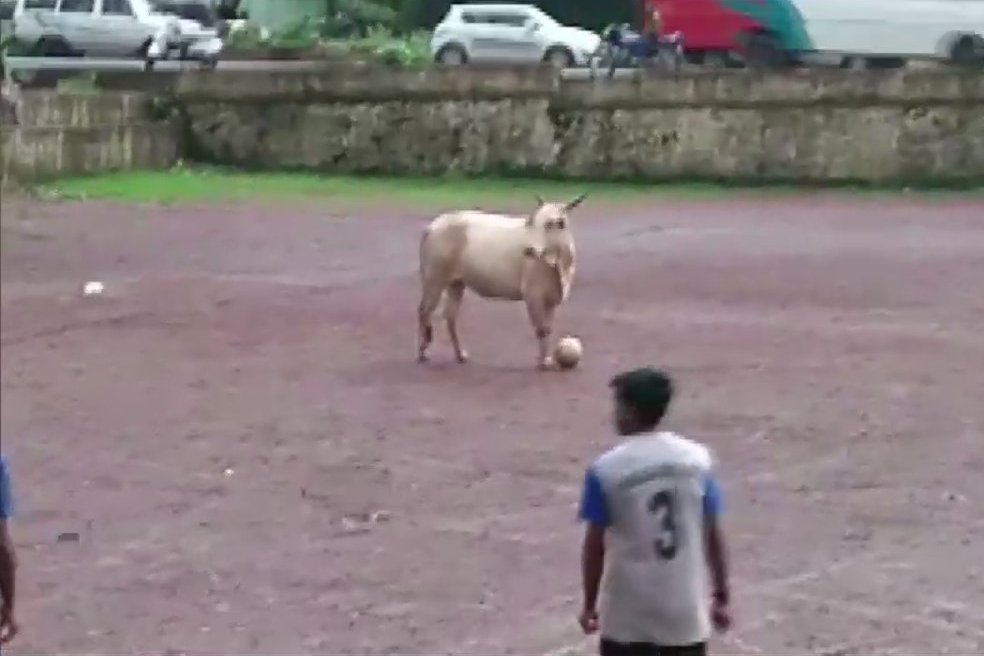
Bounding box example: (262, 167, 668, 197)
(566, 193, 587, 210)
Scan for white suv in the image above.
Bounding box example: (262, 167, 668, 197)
(12, 0, 222, 67)
(431, 3, 601, 68)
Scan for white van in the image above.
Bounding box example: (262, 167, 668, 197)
(738, 0, 984, 68)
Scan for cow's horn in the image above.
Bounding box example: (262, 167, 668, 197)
(566, 193, 587, 209)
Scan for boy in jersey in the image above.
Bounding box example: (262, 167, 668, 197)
(0, 455, 17, 643)
(577, 368, 730, 656)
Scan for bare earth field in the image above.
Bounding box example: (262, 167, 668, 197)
(2, 192, 983, 655)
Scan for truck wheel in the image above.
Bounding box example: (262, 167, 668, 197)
(951, 35, 984, 69)
(743, 32, 786, 69)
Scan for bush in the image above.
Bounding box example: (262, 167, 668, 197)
(224, 18, 321, 54)
(267, 16, 322, 50)
(341, 26, 431, 68)
(323, 0, 398, 38)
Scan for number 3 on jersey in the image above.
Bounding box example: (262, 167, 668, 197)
(647, 489, 677, 560)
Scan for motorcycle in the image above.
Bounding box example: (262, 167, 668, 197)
(591, 23, 685, 77)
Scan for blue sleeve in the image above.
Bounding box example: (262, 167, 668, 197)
(578, 466, 610, 528)
(703, 474, 723, 518)
(0, 458, 12, 520)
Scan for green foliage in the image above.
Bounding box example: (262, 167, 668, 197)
(224, 22, 267, 50)
(341, 26, 431, 67)
(400, 0, 450, 31)
(323, 0, 398, 38)
(267, 16, 322, 49)
(43, 169, 735, 207)
(225, 15, 430, 67)
(224, 17, 321, 52)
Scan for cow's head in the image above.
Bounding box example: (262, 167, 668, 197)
(526, 193, 586, 232)
(525, 194, 586, 266)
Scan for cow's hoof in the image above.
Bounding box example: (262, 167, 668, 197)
(455, 351, 470, 364)
(417, 353, 429, 363)
(537, 357, 554, 371)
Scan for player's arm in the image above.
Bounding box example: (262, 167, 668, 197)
(703, 473, 731, 630)
(578, 466, 610, 632)
(0, 459, 17, 643)
(0, 519, 15, 617)
(582, 523, 605, 616)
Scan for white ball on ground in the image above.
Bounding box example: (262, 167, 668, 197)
(554, 335, 583, 370)
(83, 281, 104, 296)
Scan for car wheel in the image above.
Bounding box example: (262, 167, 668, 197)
(435, 44, 468, 66)
(200, 57, 219, 71)
(544, 46, 575, 69)
(31, 36, 75, 57)
(951, 35, 984, 69)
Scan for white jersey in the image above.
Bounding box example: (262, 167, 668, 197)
(590, 431, 716, 646)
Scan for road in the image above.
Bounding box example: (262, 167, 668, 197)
(5, 56, 323, 72)
(4, 55, 657, 79)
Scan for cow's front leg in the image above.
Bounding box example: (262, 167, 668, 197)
(525, 297, 555, 370)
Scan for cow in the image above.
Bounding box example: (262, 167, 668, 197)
(416, 194, 585, 369)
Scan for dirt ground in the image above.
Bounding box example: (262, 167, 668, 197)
(2, 191, 983, 655)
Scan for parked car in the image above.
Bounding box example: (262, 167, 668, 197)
(11, 0, 223, 68)
(430, 3, 601, 68)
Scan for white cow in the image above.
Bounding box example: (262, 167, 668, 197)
(416, 195, 585, 369)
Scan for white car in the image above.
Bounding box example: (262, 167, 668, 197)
(431, 3, 601, 68)
(11, 0, 222, 67)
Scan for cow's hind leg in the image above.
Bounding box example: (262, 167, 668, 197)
(444, 280, 469, 363)
(525, 298, 556, 370)
(417, 278, 445, 363)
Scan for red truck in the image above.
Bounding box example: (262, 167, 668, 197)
(640, 0, 766, 66)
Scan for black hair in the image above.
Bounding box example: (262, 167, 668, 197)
(610, 367, 674, 427)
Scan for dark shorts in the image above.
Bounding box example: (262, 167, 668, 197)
(600, 638, 707, 656)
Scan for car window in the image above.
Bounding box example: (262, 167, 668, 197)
(488, 12, 527, 27)
(25, 0, 58, 8)
(101, 0, 132, 15)
(59, 0, 94, 12)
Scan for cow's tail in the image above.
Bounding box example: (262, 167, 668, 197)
(418, 226, 450, 320)
(418, 226, 430, 283)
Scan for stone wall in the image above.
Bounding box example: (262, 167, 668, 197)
(3, 67, 982, 185)
(174, 66, 984, 185)
(1, 91, 179, 183)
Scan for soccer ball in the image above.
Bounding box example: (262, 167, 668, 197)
(554, 336, 583, 370)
